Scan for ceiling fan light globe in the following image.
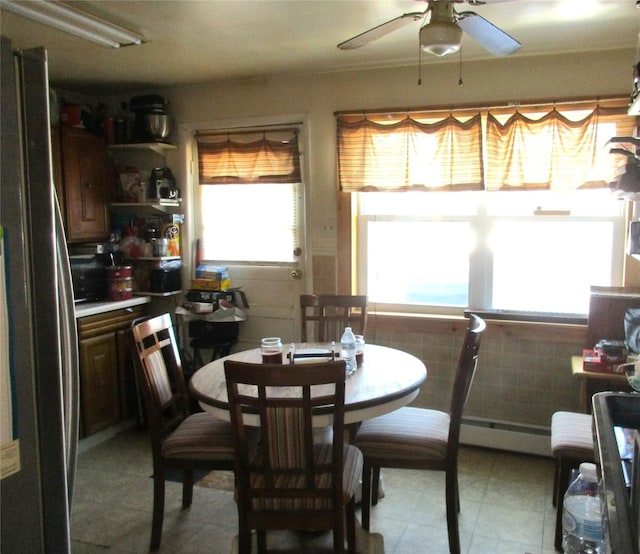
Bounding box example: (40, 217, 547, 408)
(420, 22, 462, 57)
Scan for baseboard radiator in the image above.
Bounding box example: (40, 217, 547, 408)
(460, 416, 552, 457)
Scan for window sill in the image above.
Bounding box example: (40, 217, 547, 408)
(369, 310, 587, 344)
(463, 309, 587, 325)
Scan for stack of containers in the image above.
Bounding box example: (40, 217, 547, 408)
(106, 266, 133, 300)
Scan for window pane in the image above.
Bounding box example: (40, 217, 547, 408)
(491, 220, 614, 314)
(360, 191, 476, 216)
(199, 183, 298, 262)
(366, 221, 471, 306)
(487, 189, 622, 217)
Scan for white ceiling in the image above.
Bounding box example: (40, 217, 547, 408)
(1, 0, 639, 94)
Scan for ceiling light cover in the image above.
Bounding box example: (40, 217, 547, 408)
(420, 22, 463, 57)
(1, 0, 144, 49)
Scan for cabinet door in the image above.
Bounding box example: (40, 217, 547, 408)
(116, 327, 139, 421)
(62, 127, 110, 242)
(80, 332, 120, 435)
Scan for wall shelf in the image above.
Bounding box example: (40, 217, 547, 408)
(134, 290, 182, 297)
(111, 202, 184, 223)
(108, 142, 177, 156)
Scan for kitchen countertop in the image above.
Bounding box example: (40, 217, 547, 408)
(74, 296, 152, 318)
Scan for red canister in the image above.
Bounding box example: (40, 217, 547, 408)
(106, 266, 133, 300)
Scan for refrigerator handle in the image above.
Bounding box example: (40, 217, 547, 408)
(54, 194, 79, 505)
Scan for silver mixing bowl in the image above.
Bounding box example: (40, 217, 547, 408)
(145, 113, 171, 140)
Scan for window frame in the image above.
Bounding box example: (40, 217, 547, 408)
(354, 189, 627, 317)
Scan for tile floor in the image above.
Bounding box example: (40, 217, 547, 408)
(71, 427, 560, 554)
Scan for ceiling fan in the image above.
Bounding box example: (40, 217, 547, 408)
(337, 0, 521, 58)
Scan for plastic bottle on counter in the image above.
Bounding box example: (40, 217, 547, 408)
(562, 462, 605, 554)
(341, 326, 357, 375)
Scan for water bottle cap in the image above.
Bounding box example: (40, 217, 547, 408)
(579, 462, 598, 479)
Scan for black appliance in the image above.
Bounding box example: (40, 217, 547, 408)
(149, 167, 179, 199)
(129, 94, 169, 143)
(69, 252, 123, 302)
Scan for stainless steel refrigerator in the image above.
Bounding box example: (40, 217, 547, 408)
(1, 36, 79, 553)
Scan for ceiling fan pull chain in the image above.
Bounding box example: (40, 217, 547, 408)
(417, 41, 423, 86)
(458, 46, 464, 87)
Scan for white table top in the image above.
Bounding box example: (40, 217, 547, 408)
(189, 343, 427, 426)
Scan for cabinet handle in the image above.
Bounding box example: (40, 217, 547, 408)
(84, 182, 94, 189)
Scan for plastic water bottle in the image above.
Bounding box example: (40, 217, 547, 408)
(562, 462, 605, 554)
(340, 327, 357, 375)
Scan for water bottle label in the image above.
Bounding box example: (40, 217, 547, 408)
(563, 496, 604, 543)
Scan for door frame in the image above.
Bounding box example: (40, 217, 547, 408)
(176, 114, 311, 339)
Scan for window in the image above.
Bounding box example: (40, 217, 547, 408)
(195, 127, 302, 263)
(358, 189, 624, 315)
(198, 183, 299, 262)
(341, 100, 635, 316)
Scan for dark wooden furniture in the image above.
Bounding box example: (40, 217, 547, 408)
(53, 126, 111, 242)
(224, 359, 363, 554)
(77, 305, 144, 436)
(189, 342, 427, 427)
(587, 286, 640, 349)
(131, 313, 236, 551)
(353, 314, 486, 554)
(571, 356, 630, 413)
(300, 294, 367, 342)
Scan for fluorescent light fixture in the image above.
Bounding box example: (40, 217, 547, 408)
(1, 0, 144, 49)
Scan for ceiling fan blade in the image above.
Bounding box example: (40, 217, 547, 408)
(457, 11, 521, 56)
(337, 11, 425, 50)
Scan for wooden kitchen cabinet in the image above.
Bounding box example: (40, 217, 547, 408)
(77, 306, 145, 436)
(79, 332, 119, 435)
(57, 126, 111, 242)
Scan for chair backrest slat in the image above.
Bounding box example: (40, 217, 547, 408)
(131, 313, 189, 443)
(300, 294, 367, 342)
(225, 360, 347, 510)
(447, 313, 486, 452)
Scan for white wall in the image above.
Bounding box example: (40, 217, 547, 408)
(155, 48, 635, 260)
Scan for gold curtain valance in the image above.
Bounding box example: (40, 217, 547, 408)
(337, 99, 636, 193)
(197, 129, 301, 185)
(485, 105, 636, 191)
(337, 113, 484, 192)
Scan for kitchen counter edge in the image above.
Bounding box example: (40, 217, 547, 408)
(74, 296, 152, 319)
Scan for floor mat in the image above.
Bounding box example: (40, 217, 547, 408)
(195, 470, 235, 491)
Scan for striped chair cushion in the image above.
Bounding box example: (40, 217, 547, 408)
(248, 443, 363, 511)
(355, 406, 450, 462)
(551, 411, 595, 460)
(162, 412, 235, 461)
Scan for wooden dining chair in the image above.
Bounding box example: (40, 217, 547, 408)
(224, 359, 363, 554)
(550, 410, 595, 551)
(131, 313, 237, 551)
(353, 313, 486, 554)
(300, 294, 367, 342)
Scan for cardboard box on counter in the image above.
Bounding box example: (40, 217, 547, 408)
(583, 349, 619, 373)
(191, 278, 231, 291)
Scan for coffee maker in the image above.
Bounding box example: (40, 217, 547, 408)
(149, 167, 179, 200)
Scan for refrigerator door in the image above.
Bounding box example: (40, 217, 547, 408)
(0, 37, 78, 553)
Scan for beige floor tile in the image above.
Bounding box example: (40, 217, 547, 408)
(71, 430, 560, 554)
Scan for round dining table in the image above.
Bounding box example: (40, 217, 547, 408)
(189, 342, 427, 426)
